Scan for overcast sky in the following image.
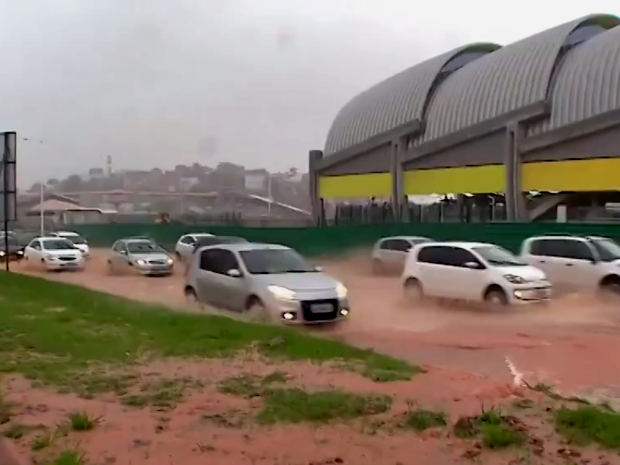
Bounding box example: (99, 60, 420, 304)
(1, 0, 619, 187)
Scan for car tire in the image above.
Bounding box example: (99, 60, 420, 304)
(246, 297, 271, 323)
(403, 278, 424, 303)
(599, 276, 620, 301)
(484, 288, 509, 307)
(184, 287, 202, 309)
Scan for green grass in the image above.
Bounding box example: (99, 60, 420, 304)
(555, 406, 620, 449)
(122, 377, 202, 409)
(43, 449, 86, 465)
(0, 273, 417, 395)
(453, 407, 525, 449)
(400, 407, 447, 431)
(217, 373, 392, 423)
(258, 389, 392, 424)
(66, 411, 100, 431)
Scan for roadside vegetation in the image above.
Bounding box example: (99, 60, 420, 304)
(4, 273, 620, 465)
(0, 272, 417, 397)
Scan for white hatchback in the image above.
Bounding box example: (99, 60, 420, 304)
(24, 237, 86, 271)
(402, 241, 551, 306)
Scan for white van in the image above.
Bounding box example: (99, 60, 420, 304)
(402, 242, 551, 306)
(520, 235, 620, 296)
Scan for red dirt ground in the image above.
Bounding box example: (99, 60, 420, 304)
(5, 250, 620, 464)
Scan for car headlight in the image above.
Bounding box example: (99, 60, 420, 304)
(166, 258, 173, 265)
(268, 285, 297, 301)
(17, 250, 23, 255)
(136, 259, 146, 266)
(45, 254, 55, 260)
(336, 282, 348, 299)
(503, 274, 526, 284)
(0, 251, 4, 257)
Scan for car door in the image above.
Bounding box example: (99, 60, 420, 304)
(390, 239, 413, 269)
(110, 241, 130, 273)
(416, 245, 457, 298)
(26, 240, 43, 268)
(524, 239, 555, 278)
(447, 247, 488, 301)
(554, 239, 599, 290)
(195, 248, 247, 311)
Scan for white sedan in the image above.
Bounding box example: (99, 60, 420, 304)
(24, 237, 86, 271)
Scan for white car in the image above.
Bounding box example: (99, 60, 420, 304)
(175, 233, 214, 262)
(50, 231, 90, 257)
(520, 235, 620, 296)
(371, 236, 432, 273)
(402, 241, 551, 306)
(24, 236, 86, 271)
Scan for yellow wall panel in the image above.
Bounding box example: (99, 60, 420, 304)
(523, 159, 620, 191)
(404, 165, 505, 195)
(318, 173, 392, 199)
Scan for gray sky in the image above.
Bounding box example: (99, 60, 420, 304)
(2, 0, 619, 187)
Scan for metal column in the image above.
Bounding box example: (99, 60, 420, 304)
(390, 140, 404, 221)
(308, 150, 325, 226)
(504, 123, 525, 221)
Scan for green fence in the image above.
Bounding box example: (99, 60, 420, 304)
(72, 223, 620, 256)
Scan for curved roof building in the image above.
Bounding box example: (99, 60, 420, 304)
(310, 14, 620, 218)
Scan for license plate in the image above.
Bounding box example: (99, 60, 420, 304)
(310, 303, 334, 313)
(62, 263, 76, 267)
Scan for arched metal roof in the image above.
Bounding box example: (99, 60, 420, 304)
(323, 43, 500, 155)
(420, 14, 618, 143)
(528, 25, 620, 136)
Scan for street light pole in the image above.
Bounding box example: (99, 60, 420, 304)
(39, 183, 45, 236)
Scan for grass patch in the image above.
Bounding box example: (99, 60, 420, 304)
(2, 422, 29, 439)
(454, 407, 526, 450)
(122, 377, 202, 409)
(44, 449, 86, 465)
(0, 273, 416, 394)
(217, 371, 285, 398)
(400, 407, 447, 431)
(555, 405, 620, 449)
(31, 429, 53, 451)
(258, 389, 392, 424)
(67, 411, 100, 431)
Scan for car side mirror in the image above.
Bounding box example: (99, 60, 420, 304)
(119, 250, 128, 255)
(226, 269, 242, 278)
(464, 261, 482, 269)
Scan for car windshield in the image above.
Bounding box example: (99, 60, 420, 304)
(240, 249, 317, 274)
(473, 246, 527, 267)
(127, 241, 165, 254)
(591, 238, 620, 262)
(62, 235, 86, 244)
(43, 239, 76, 250)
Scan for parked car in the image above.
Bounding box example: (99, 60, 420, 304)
(174, 233, 214, 262)
(49, 231, 90, 257)
(520, 234, 620, 296)
(0, 234, 25, 262)
(371, 236, 432, 274)
(184, 242, 350, 324)
(107, 238, 174, 276)
(23, 236, 86, 271)
(402, 241, 551, 306)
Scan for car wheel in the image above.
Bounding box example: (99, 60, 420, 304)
(599, 277, 620, 301)
(184, 287, 202, 309)
(403, 278, 424, 303)
(484, 288, 509, 307)
(246, 297, 271, 323)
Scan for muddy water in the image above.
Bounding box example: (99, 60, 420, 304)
(13, 250, 620, 397)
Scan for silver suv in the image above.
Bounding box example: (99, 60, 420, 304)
(184, 243, 350, 324)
